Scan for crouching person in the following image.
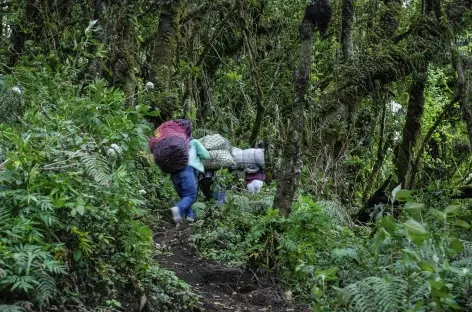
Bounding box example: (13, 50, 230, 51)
(245, 169, 265, 193)
(170, 137, 209, 224)
(199, 170, 227, 205)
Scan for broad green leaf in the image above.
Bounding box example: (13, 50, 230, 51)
(454, 219, 470, 229)
(404, 202, 424, 217)
(445, 205, 461, 216)
(404, 219, 428, 236)
(442, 298, 461, 310)
(419, 261, 436, 272)
(381, 215, 397, 235)
(408, 300, 425, 312)
(144, 110, 161, 117)
(402, 248, 421, 261)
(373, 228, 388, 249)
(333, 248, 359, 264)
(76, 204, 85, 216)
(404, 219, 429, 245)
(312, 286, 323, 299)
(431, 209, 446, 221)
(73, 249, 82, 262)
(315, 267, 338, 281)
(395, 189, 412, 201)
(450, 239, 464, 253)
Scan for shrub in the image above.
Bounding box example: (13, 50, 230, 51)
(0, 62, 196, 311)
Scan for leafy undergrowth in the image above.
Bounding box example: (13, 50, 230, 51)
(191, 190, 472, 311)
(0, 62, 196, 311)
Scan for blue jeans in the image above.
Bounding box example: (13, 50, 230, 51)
(171, 166, 197, 219)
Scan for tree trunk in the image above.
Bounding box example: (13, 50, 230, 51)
(318, 0, 472, 129)
(152, 0, 184, 90)
(380, 0, 402, 38)
(195, 38, 243, 123)
(238, 0, 265, 147)
(396, 68, 428, 188)
(273, 19, 315, 217)
(340, 0, 354, 61)
(363, 93, 389, 201)
(111, 4, 137, 107)
(410, 96, 458, 188)
(455, 55, 472, 147)
(146, 0, 184, 128)
(8, 0, 38, 68)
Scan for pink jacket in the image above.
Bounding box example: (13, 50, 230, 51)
(245, 170, 265, 184)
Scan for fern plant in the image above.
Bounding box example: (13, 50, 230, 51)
(341, 277, 408, 312)
(0, 54, 196, 310)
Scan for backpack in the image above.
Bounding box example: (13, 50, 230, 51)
(149, 120, 191, 173)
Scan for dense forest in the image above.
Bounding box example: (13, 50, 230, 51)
(1, 0, 472, 311)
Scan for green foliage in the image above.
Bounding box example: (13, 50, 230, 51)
(0, 62, 196, 310)
(192, 193, 367, 303)
(336, 197, 472, 312)
(192, 188, 472, 311)
(341, 277, 408, 312)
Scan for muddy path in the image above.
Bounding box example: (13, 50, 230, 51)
(153, 222, 310, 312)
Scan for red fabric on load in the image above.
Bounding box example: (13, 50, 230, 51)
(149, 120, 192, 173)
(174, 119, 192, 138)
(154, 120, 187, 141)
(152, 136, 189, 173)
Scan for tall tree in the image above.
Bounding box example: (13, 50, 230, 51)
(340, 0, 354, 61)
(110, 2, 137, 106)
(396, 0, 442, 188)
(8, 0, 39, 69)
(396, 67, 428, 188)
(273, 0, 332, 216)
(152, 0, 185, 91)
(238, 0, 265, 146)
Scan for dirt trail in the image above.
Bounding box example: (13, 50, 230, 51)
(153, 223, 309, 312)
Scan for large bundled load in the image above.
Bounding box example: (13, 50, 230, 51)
(200, 134, 230, 151)
(231, 148, 264, 172)
(200, 134, 235, 170)
(149, 119, 192, 173)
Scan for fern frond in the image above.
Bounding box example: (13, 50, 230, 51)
(0, 206, 12, 227)
(452, 257, 472, 270)
(317, 200, 354, 227)
(459, 240, 472, 258)
(34, 272, 57, 304)
(0, 304, 26, 312)
(77, 152, 111, 185)
(341, 276, 408, 312)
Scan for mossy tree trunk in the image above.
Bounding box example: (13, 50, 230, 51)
(340, 0, 354, 61)
(152, 0, 184, 90)
(319, 0, 472, 129)
(363, 90, 391, 201)
(396, 67, 428, 188)
(238, 0, 265, 147)
(147, 0, 185, 128)
(380, 0, 402, 38)
(110, 2, 137, 107)
(455, 53, 472, 147)
(273, 19, 315, 217)
(397, 0, 447, 188)
(8, 0, 39, 69)
(410, 96, 457, 188)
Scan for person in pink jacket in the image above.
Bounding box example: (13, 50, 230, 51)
(245, 169, 265, 193)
